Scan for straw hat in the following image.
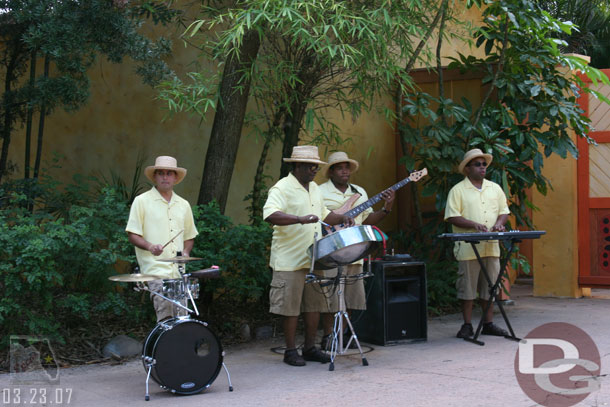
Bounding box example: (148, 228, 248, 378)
(458, 148, 493, 175)
(282, 145, 327, 165)
(323, 151, 359, 178)
(144, 156, 187, 184)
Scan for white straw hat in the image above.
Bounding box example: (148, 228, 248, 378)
(282, 145, 327, 165)
(144, 156, 187, 184)
(458, 148, 493, 175)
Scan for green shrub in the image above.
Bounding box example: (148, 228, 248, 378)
(189, 202, 273, 335)
(0, 182, 147, 350)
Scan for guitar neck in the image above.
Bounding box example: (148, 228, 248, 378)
(344, 177, 411, 219)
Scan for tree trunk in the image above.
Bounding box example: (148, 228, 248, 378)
(197, 30, 260, 212)
(33, 55, 50, 180)
(279, 99, 308, 179)
(25, 50, 37, 180)
(0, 56, 18, 184)
(249, 135, 271, 223)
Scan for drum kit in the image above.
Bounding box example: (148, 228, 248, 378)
(109, 255, 232, 401)
(307, 224, 381, 371)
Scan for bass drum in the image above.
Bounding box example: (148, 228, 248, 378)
(142, 317, 223, 394)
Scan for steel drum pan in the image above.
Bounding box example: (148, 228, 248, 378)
(309, 225, 380, 270)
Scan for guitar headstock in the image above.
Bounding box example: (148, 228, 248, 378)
(408, 168, 428, 182)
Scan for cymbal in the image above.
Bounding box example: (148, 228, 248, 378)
(158, 256, 203, 263)
(108, 273, 160, 282)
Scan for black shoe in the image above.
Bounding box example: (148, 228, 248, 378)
(456, 323, 474, 338)
(302, 346, 330, 364)
(283, 348, 306, 366)
(481, 322, 509, 337)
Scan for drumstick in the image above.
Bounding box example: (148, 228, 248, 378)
(161, 230, 183, 249)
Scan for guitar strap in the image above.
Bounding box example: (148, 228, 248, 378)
(349, 184, 362, 196)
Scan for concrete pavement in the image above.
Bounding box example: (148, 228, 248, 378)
(2, 283, 609, 406)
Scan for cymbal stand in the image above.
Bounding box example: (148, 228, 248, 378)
(327, 262, 369, 371)
(134, 283, 194, 314)
(178, 263, 200, 316)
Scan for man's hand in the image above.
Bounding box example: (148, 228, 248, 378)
(473, 222, 488, 232)
(381, 189, 395, 208)
(342, 215, 355, 227)
(491, 224, 506, 232)
(148, 244, 164, 256)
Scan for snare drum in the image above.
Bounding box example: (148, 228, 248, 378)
(162, 278, 200, 300)
(142, 317, 223, 394)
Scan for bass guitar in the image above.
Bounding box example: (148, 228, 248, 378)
(324, 168, 428, 233)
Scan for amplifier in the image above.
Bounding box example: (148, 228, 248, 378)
(353, 260, 427, 345)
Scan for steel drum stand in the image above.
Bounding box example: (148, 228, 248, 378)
(326, 264, 370, 371)
(307, 234, 370, 371)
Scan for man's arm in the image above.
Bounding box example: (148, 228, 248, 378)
(446, 216, 489, 232)
(323, 211, 355, 227)
(265, 211, 320, 225)
(127, 232, 163, 256)
(183, 238, 194, 256)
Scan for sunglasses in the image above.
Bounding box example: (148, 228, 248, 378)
(468, 161, 488, 168)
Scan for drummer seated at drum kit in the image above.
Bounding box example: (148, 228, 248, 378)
(263, 146, 355, 367)
(125, 155, 199, 321)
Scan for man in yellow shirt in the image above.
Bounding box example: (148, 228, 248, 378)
(126, 156, 198, 322)
(318, 151, 394, 349)
(444, 149, 510, 339)
(263, 146, 353, 366)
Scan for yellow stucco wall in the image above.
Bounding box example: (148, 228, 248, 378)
(532, 131, 583, 297)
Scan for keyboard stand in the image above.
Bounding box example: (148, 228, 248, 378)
(465, 238, 521, 346)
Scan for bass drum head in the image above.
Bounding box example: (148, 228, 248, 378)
(143, 318, 223, 395)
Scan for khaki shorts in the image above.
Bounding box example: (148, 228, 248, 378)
(269, 269, 328, 316)
(148, 280, 188, 322)
(323, 264, 366, 312)
(456, 257, 500, 301)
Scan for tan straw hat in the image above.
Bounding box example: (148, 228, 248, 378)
(323, 151, 359, 178)
(282, 145, 327, 165)
(458, 148, 493, 175)
(144, 156, 187, 184)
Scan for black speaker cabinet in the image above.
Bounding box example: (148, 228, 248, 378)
(353, 260, 427, 345)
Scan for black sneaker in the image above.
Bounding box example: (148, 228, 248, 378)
(456, 323, 474, 338)
(283, 348, 306, 366)
(302, 346, 330, 364)
(481, 322, 509, 337)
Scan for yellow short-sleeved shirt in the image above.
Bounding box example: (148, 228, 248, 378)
(263, 173, 331, 271)
(444, 178, 510, 261)
(319, 180, 373, 265)
(126, 187, 198, 279)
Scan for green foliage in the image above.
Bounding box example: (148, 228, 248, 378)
(403, 0, 609, 226)
(190, 201, 272, 308)
(0, 180, 144, 349)
(536, 0, 610, 69)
